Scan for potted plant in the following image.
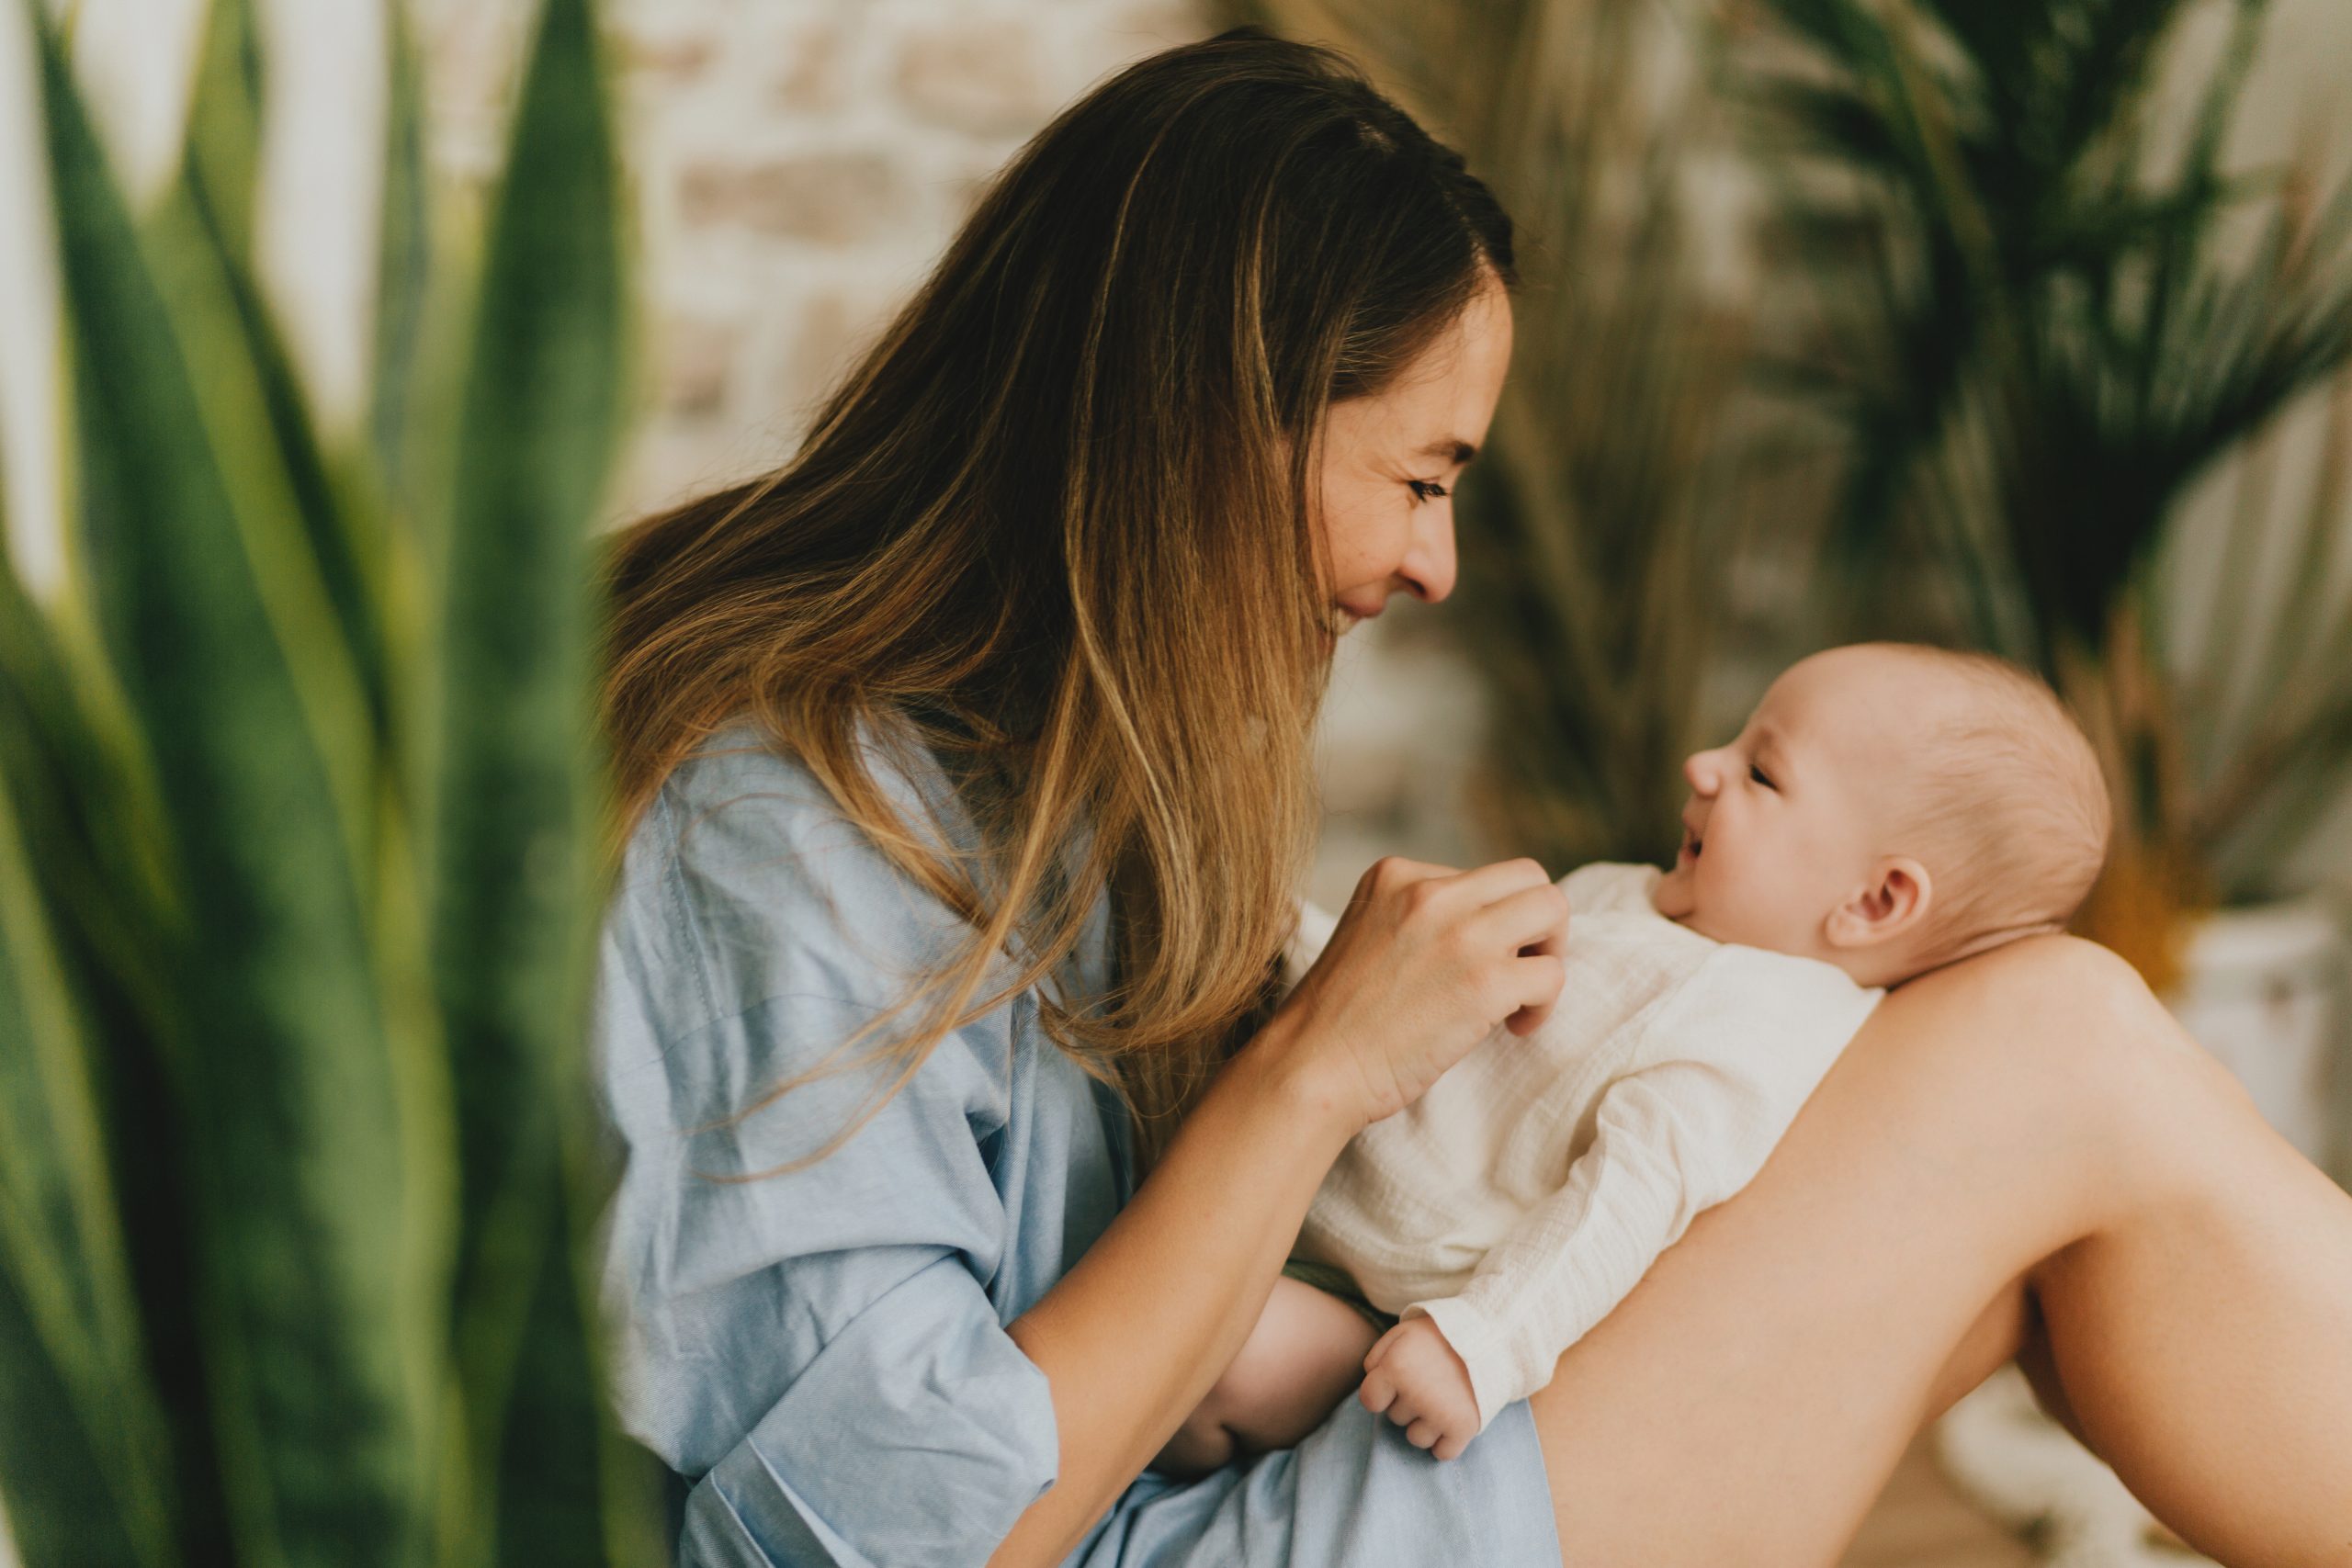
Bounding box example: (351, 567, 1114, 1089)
(1739, 0, 2352, 1171)
(0, 0, 660, 1560)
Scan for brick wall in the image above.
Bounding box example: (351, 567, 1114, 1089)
(439, 0, 1216, 521)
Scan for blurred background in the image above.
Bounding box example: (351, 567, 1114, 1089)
(3, 1, 2348, 1564)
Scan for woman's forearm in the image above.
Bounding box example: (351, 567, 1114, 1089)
(989, 1016, 1358, 1568)
(988, 855, 1572, 1565)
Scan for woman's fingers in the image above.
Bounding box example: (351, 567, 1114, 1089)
(1469, 878, 1572, 953)
(1471, 882, 1572, 1034)
(1500, 953, 1569, 1037)
(1274, 853, 1575, 1128)
(1349, 854, 1456, 908)
(1433, 855, 1554, 907)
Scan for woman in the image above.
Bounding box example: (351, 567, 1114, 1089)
(592, 29, 2352, 1567)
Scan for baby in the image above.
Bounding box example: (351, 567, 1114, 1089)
(1158, 641, 2111, 1472)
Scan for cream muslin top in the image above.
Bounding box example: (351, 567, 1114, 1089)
(1289, 862, 1883, 1428)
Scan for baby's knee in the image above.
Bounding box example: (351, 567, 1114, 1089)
(1154, 1347, 1292, 1477)
(1156, 1391, 1242, 1478)
(1188, 1356, 1261, 1437)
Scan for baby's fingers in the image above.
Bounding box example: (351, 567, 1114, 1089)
(1403, 1417, 1442, 1451)
(1358, 1367, 1397, 1416)
(1430, 1427, 1470, 1461)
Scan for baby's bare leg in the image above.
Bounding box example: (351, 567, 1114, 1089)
(1152, 1277, 1382, 1477)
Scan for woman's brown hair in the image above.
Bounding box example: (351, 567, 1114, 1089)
(601, 28, 1515, 1168)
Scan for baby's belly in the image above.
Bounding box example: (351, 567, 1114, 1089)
(1298, 1047, 1589, 1314)
(1299, 1139, 1532, 1314)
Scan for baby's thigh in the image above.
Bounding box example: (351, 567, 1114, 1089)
(1211, 1279, 1383, 1443)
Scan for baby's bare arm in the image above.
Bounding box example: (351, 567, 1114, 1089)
(1151, 1278, 1382, 1477)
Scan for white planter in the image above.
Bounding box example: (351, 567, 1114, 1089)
(2163, 893, 2348, 1173)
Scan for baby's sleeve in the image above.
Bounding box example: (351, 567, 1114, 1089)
(1409, 944, 1882, 1427)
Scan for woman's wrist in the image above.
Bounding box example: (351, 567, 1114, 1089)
(1223, 1007, 1367, 1155)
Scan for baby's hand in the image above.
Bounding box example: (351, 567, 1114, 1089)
(1358, 1316, 1480, 1461)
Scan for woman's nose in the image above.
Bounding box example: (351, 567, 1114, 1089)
(1400, 507, 1458, 604)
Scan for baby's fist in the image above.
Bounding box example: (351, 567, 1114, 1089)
(1357, 1316, 1480, 1461)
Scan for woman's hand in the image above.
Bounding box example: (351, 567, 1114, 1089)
(1266, 856, 1570, 1131)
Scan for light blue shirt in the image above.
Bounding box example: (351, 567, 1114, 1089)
(589, 722, 1564, 1565)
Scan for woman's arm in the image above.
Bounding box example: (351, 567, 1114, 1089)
(989, 854, 1574, 1568)
(989, 1021, 1352, 1565)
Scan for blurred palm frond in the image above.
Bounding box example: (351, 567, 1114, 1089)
(1743, 0, 2352, 947)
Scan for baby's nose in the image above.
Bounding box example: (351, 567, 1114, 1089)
(1683, 750, 1719, 794)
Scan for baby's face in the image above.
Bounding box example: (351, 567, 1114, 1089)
(1651, 648, 1912, 956)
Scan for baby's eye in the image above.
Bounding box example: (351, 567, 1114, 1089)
(1407, 479, 1450, 502)
(1749, 763, 1776, 790)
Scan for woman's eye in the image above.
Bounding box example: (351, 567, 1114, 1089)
(1749, 764, 1776, 790)
(1407, 479, 1449, 502)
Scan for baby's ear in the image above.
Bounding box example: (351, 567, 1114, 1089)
(1825, 857, 1932, 950)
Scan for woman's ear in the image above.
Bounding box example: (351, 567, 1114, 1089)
(1825, 857, 1932, 951)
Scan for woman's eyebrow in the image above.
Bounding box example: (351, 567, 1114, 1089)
(1418, 437, 1477, 464)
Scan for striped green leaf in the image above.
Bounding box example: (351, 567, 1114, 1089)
(181, 0, 263, 271)
(34, 11, 451, 1563)
(0, 1257, 148, 1567)
(370, 0, 433, 516)
(0, 585, 172, 1567)
(424, 0, 631, 1558)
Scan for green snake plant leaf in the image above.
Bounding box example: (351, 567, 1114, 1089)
(424, 0, 632, 1556)
(174, 45, 400, 762)
(482, 1166, 666, 1568)
(0, 489, 231, 1566)
(33, 8, 456, 1563)
(370, 0, 433, 519)
(0, 571, 172, 1567)
(0, 1258, 150, 1567)
(180, 0, 263, 271)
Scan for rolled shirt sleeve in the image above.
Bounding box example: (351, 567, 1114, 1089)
(683, 1247, 1059, 1565)
(591, 735, 1090, 1567)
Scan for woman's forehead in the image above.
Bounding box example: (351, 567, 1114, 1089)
(1345, 287, 1514, 457)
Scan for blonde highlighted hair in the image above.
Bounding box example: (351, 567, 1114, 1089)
(600, 31, 1515, 1168)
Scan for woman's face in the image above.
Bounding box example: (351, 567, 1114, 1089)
(1317, 277, 1514, 639)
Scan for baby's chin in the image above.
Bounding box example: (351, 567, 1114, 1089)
(1650, 863, 1699, 922)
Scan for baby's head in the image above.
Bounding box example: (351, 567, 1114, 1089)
(1650, 643, 2109, 987)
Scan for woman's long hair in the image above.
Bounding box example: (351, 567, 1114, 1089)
(602, 28, 1514, 1167)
